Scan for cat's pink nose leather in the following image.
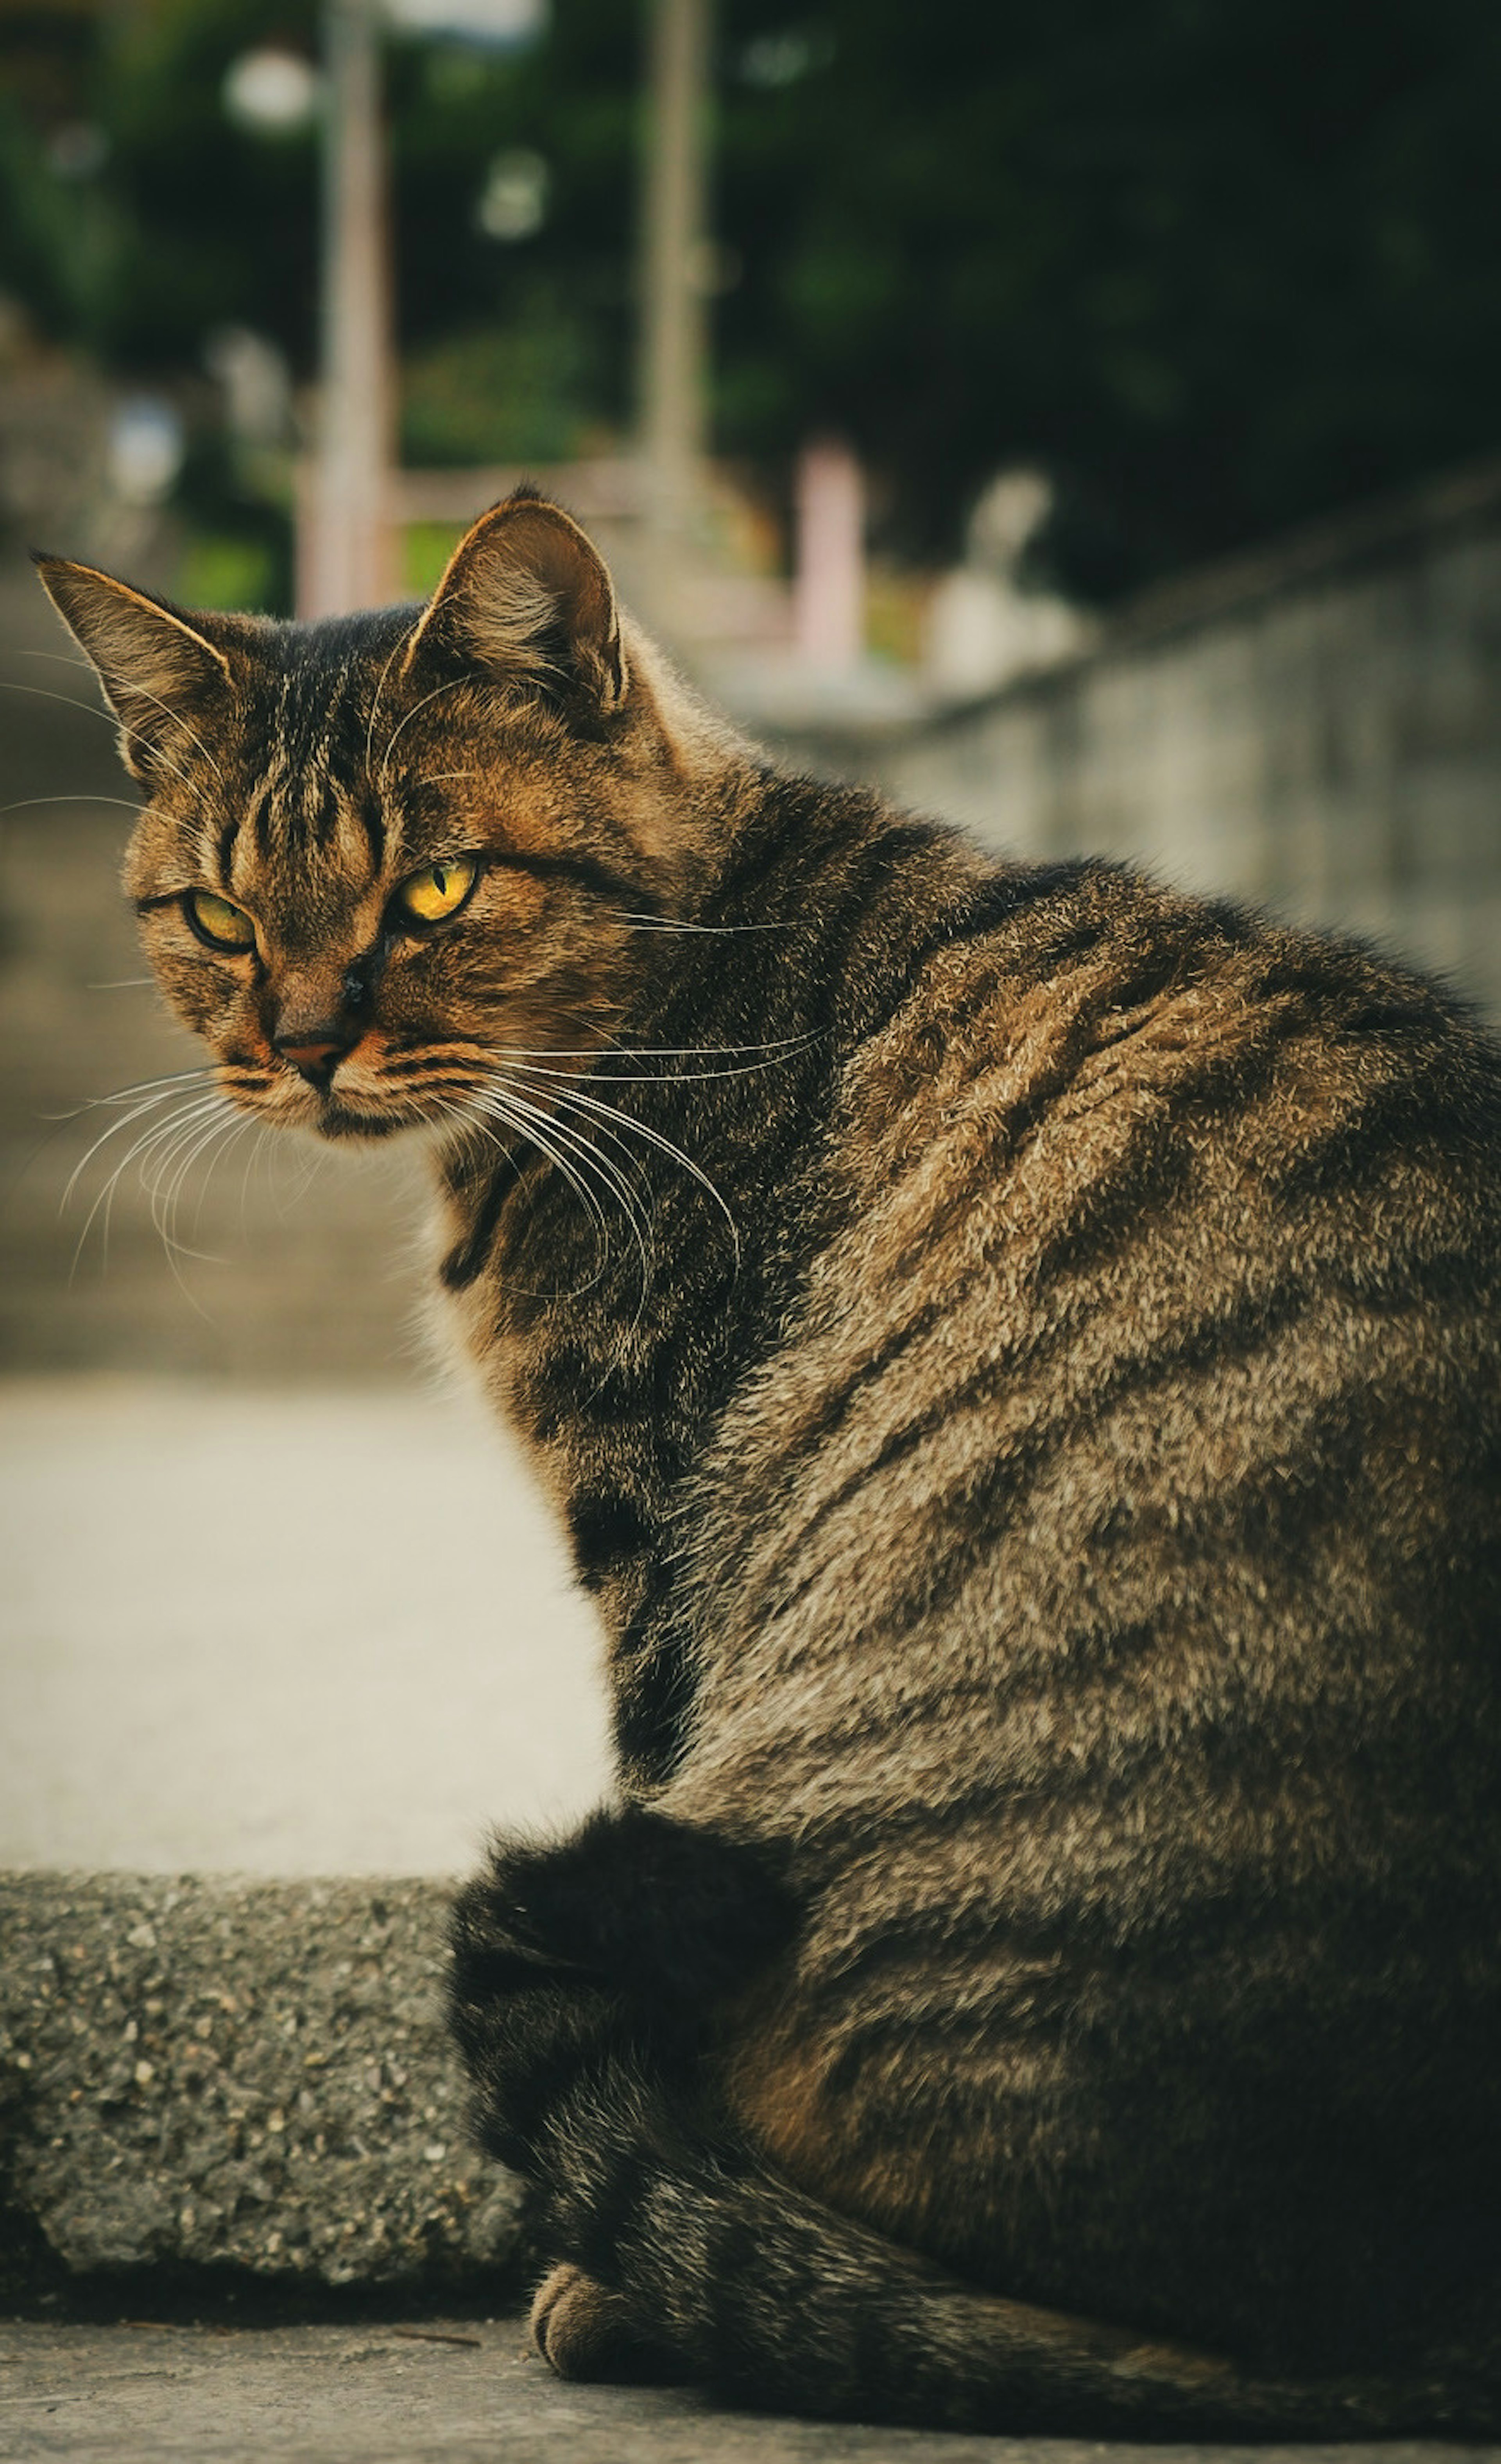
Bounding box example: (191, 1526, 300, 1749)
(277, 1036, 344, 1066)
(274, 1029, 357, 1085)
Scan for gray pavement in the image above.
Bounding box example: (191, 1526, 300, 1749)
(0, 1377, 609, 1875)
(4, 2321, 1484, 2464)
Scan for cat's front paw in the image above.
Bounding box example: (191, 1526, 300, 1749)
(530, 2263, 682, 2386)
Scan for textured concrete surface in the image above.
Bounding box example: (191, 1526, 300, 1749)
(0, 2322, 1485, 2464)
(0, 1874, 521, 2303)
(0, 1378, 611, 1875)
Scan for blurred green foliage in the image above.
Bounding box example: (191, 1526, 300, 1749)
(3, 0, 1501, 596)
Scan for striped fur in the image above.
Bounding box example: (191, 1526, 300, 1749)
(41, 497, 1501, 2434)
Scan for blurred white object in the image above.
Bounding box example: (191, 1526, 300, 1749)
(475, 148, 548, 240)
(205, 326, 294, 445)
(107, 397, 185, 506)
(47, 121, 109, 177)
(925, 467, 1093, 702)
(222, 47, 321, 134)
(385, 0, 546, 41)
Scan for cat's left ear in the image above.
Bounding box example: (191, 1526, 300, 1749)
(32, 555, 232, 782)
(401, 493, 628, 715)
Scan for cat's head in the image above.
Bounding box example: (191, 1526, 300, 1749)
(36, 492, 738, 1143)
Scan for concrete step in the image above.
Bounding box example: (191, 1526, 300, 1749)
(1, 1872, 519, 2308)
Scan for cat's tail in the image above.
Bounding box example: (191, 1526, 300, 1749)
(518, 2052, 1498, 2441)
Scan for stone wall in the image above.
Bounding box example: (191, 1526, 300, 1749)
(789, 457, 1501, 1017)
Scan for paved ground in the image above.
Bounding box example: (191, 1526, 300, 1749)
(0, 1376, 610, 1875)
(5, 2319, 1485, 2464)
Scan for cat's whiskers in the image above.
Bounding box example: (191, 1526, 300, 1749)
(463, 1087, 623, 1300)
(1, 678, 128, 727)
(379, 677, 468, 781)
(92, 660, 226, 783)
(177, 1110, 260, 1250)
(439, 1099, 607, 1304)
(0, 793, 144, 820)
(66, 1066, 221, 1111)
(363, 623, 418, 779)
(471, 1061, 691, 1328)
(68, 1088, 230, 1274)
(0, 680, 202, 795)
(7, 651, 222, 784)
(60, 1073, 220, 1198)
(138, 1103, 257, 1319)
(507, 1063, 741, 1267)
(465, 1091, 663, 1371)
(62, 1066, 265, 1265)
(239, 1122, 275, 1235)
(467, 1032, 816, 1067)
(523, 1088, 658, 1290)
(476, 1067, 662, 1301)
(147, 1100, 252, 1258)
(473, 1077, 633, 1259)
(537, 1049, 812, 1086)
(612, 912, 795, 937)
(546, 1003, 820, 1084)
(532, 1095, 662, 1336)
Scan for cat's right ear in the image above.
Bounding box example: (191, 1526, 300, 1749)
(400, 492, 628, 717)
(32, 554, 232, 784)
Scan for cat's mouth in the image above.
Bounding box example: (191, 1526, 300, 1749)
(249, 1053, 467, 1140)
(236, 1075, 431, 1141)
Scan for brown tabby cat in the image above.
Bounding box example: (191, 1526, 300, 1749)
(38, 493, 1501, 2436)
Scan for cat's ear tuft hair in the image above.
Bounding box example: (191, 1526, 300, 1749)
(401, 492, 627, 715)
(32, 555, 231, 781)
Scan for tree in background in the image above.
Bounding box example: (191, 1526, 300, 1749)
(3, 0, 1500, 599)
(716, 0, 1501, 589)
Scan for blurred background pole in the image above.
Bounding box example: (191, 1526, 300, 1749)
(794, 437, 865, 672)
(300, 0, 397, 617)
(638, 0, 712, 596)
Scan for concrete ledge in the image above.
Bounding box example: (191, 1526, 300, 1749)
(0, 1874, 523, 2308)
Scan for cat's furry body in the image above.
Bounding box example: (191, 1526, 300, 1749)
(39, 497, 1501, 2435)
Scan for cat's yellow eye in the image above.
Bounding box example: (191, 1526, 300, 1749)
(184, 890, 257, 952)
(395, 856, 479, 927)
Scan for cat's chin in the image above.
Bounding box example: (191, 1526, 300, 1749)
(313, 1101, 407, 1141)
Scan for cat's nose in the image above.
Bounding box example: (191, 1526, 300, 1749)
(273, 1028, 354, 1087)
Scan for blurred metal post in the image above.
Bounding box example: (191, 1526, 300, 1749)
(794, 437, 865, 670)
(638, 0, 712, 589)
(299, 0, 398, 617)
